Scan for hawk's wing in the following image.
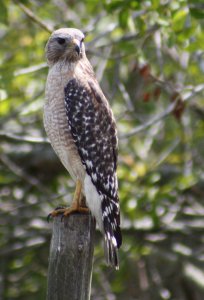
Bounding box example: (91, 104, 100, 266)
(64, 78, 122, 266)
(64, 78, 118, 198)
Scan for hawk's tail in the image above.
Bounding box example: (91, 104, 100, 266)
(102, 197, 122, 269)
(104, 228, 121, 269)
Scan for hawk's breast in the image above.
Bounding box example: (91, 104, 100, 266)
(44, 65, 85, 182)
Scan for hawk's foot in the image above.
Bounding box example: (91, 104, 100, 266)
(47, 179, 88, 221)
(47, 206, 65, 222)
(47, 205, 89, 222)
(64, 205, 89, 217)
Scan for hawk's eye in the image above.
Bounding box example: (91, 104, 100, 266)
(57, 37, 66, 45)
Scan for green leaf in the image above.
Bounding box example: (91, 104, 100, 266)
(0, 0, 8, 25)
(119, 9, 129, 29)
(151, 0, 159, 9)
(190, 8, 204, 19)
(104, 0, 125, 12)
(172, 9, 188, 32)
(187, 1, 204, 19)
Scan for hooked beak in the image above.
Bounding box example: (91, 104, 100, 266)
(73, 39, 81, 56)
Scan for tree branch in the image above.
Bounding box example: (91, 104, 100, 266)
(14, 63, 47, 77)
(119, 101, 177, 139)
(0, 153, 49, 193)
(14, 1, 53, 33)
(119, 84, 204, 139)
(0, 131, 49, 144)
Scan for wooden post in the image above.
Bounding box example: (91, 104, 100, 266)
(47, 213, 95, 300)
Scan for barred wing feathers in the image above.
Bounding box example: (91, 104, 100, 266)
(64, 78, 122, 268)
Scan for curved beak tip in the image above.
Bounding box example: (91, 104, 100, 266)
(74, 44, 80, 55)
(73, 39, 81, 56)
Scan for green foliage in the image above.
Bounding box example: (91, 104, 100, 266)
(0, 0, 8, 25)
(0, 0, 204, 299)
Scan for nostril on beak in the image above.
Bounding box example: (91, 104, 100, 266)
(75, 44, 80, 55)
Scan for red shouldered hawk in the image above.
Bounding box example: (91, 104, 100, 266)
(44, 28, 122, 269)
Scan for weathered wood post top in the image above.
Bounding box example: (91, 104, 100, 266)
(47, 213, 95, 300)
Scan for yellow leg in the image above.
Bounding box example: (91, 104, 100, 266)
(73, 178, 83, 208)
(48, 179, 89, 219)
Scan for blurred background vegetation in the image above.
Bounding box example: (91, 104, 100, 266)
(0, 0, 204, 299)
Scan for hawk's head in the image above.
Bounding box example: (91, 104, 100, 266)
(45, 28, 85, 65)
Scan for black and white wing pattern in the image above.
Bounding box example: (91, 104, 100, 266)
(64, 78, 122, 268)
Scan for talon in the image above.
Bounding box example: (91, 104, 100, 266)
(47, 206, 66, 222)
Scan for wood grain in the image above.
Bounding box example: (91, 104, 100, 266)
(47, 213, 95, 300)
